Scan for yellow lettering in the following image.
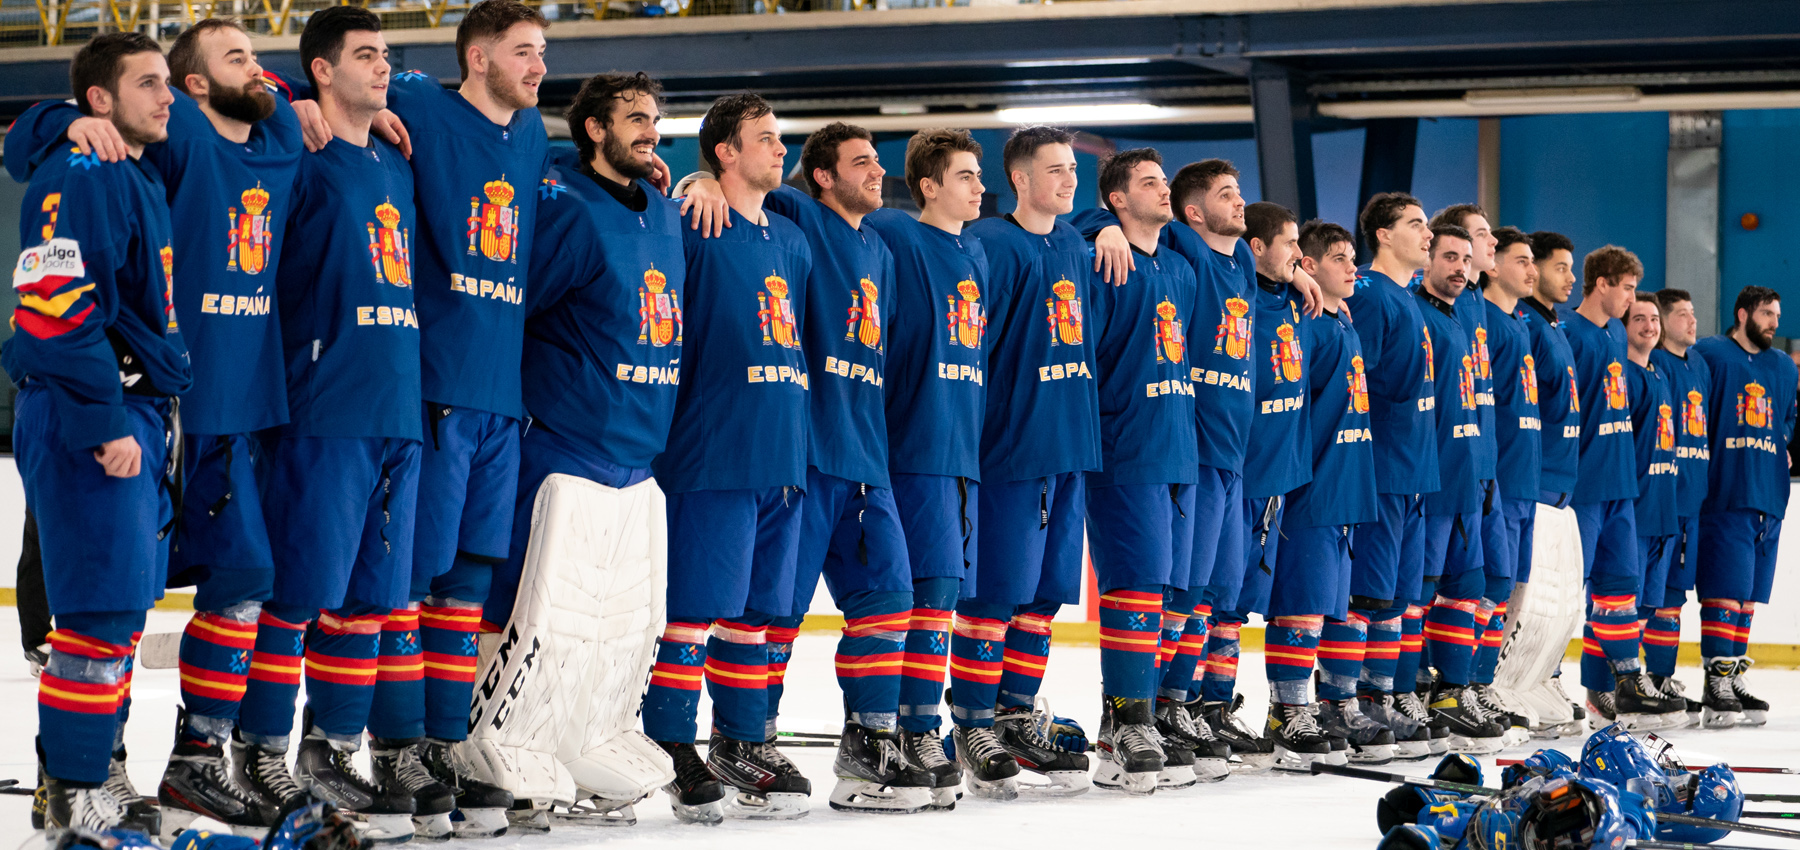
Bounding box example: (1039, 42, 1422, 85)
(749, 366, 764, 382)
(357, 306, 374, 326)
(202, 293, 219, 314)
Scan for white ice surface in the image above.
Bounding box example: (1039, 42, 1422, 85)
(1, 610, 1798, 848)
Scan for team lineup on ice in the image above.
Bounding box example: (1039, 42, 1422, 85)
(5, 0, 1799, 849)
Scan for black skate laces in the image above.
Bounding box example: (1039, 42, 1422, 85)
(1160, 702, 1203, 744)
(182, 747, 261, 806)
(668, 745, 716, 789)
(1224, 694, 1263, 738)
(327, 748, 381, 796)
(1732, 658, 1761, 700)
(420, 741, 469, 792)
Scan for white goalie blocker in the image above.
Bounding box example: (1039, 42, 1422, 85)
(457, 473, 676, 813)
(1491, 501, 1587, 735)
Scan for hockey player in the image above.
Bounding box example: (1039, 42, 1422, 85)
(1283, 220, 1390, 765)
(4, 17, 307, 833)
(1645, 289, 1709, 718)
(1342, 193, 1440, 759)
(947, 126, 1100, 799)
(1410, 224, 1505, 754)
(513, 72, 708, 822)
(735, 122, 934, 814)
(1474, 228, 1541, 731)
(239, 8, 424, 840)
(862, 129, 990, 808)
(1563, 245, 1682, 729)
(7, 31, 193, 834)
(639, 92, 814, 819)
(1692, 285, 1796, 728)
(1081, 148, 1197, 793)
(1617, 293, 1681, 730)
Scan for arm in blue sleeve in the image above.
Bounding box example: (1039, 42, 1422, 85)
(4, 100, 83, 183)
(1068, 207, 1123, 240)
(763, 183, 809, 221)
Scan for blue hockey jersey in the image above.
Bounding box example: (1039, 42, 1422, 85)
(765, 185, 892, 488)
(1628, 359, 1678, 537)
(6, 93, 300, 436)
(1483, 299, 1541, 502)
(274, 138, 420, 440)
(1563, 311, 1638, 504)
(1458, 287, 1497, 483)
(1070, 209, 1256, 473)
(1520, 297, 1580, 499)
(523, 152, 682, 470)
(1085, 244, 1199, 488)
(1692, 334, 1798, 516)
(386, 71, 549, 420)
(1416, 287, 1481, 516)
(965, 216, 1101, 482)
(1650, 346, 1712, 518)
(6, 147, 192, 450)
(863, 209, 988, 481)
(1244, 275, 1312, 499)
(1284, 309, 1377, 528)
(653, 208, 813, 493)
(1344, 267, 1440, 496)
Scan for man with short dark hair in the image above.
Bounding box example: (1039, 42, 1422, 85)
(862, 129, 990, 807)
(6, 30, 190, 836)
(1644, 288, 1710, 715)
(1341, 192, 1439, 759)
(4, 16, 307, 831)
(1623, 292, 1681, 729)
(1691, 285, 1796, 728)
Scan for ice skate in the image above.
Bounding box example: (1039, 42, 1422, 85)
(549, 795, 640, 828)
(42, 776, 125, 839)
(1393, 691, 1444, 758)
(1701, 658, 1744, 728)
(1154, 698, 1227, 784)
(1611, 670, 1685, 732)
(1359, 691, 1431, 761)
(101, 747, 161, 835)
(232, 731, 307, 821)
(371, 738, 454, 840)
(1201, 695, 1275, 772)
(706, 732, 810, 820)
(1093, 697, 1162, 795)
(293, 720, 415, 844)
(1318, 698, 1395, 765)
(1265, 701, 1331, 772)
(1729, 657, 1769, 726)
(897, 729, 962, 809)
(1426, 686, 1505, 754)
(1471, 684, 1532, 746)
(158, 710, 278, 837)
(992, 701, 1091, 797)
(655, 741, 723, 825)
(1316, 708, 1350, 766)
(949, 725, 1019, 801)
(416, 738, 510, 837)
(1647, 675, 1701, 729)
(828, 724, 933, 814)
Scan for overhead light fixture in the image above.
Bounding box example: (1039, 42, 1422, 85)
(657, 116, 704, 136)
(1462, 86, 1642, 106)
(879, 104, 928, 115)
(994, 103, 1173, 124)
(1004, 57, 1155, 69)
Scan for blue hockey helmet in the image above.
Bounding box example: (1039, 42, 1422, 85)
(1519, 776, 1639, 850)
(1658, 764, 1743, 844)
(1578, 723, 1679, 811)
(1504, 748, 1577, 789)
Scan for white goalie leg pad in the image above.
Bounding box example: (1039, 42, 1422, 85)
(1492, 502, 1585, 729)
(460, 474, 673, 807)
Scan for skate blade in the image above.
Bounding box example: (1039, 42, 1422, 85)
(1350, 744, 1397, 766)
(1325, 750, 1350, 766)
(353, 813, 417, 844)
(1092, 759, 1159, 796)
(928, 786, 960, 810)
(1427, 739, 1450, 756)
(827, 780, 933, 814)
(724, 790, 810, 820)
(1393, 741, 1434, 761)
(1616, 713, 1671, 733)
(449, 807, 508, 838)
(410, 813, 453, 842)
(965, 774, 1019, 802)
(1740, 709, 1768, 726)
(1155, 764, 1199, 791)
(504, 803, 552, 834)
(550, 798, 637, 828)
(1016, 770, 1092, 798)
(1701, 708, 1743, 729)
(1503, 728, 1533, 748)
(1271, 748, 1331, 773)
(668, 798, 725, 826)
(1228, 753, 1275, 773)
(1444, 735, 1504, 756)
(1192, 758, 1231, 783)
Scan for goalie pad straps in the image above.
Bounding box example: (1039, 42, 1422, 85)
(419, 602, 482, 741)
(368, 605, 424, 740)
(1097, 587, 1164, 702)
(644, 621, 709, 744)
(705, 617, 771, 743)
(1318, 613, 1369, 701)
(998, 601, 1058, 710)
(899, 577, 956, 734)
(1644, 606, 1682, 677)
(1158, 594, 1208, 702)
(837, 592, 909, 733)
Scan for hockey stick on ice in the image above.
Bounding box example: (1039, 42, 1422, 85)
(1497, 758, 1795, 775)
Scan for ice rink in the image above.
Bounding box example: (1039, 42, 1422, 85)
(0, 610, 1796, 849)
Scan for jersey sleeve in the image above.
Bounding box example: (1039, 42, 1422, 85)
(3, 100, 83, 184)
(10, 167, 132, 450)
(762, 184, 810, 223)
(1068, 208, 1123, 240)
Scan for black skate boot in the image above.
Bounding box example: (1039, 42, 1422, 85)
(1093, 697, 1163, 796)
(42, 776, 125, 839)
(371, 738, 455, 841)
(1647, 675, 1701, 729)
(1395, 690, 1447, 755)
(896, 729, 961, 810)
(829, 724, 933, 814)
(992, 703, 1091, 796)
(1701, 658, 1744, 728)
(1611, 669, 1685, 732)
(1730, 658, 1769, 726)
(293, 717, 415, 843)
(949, 725, 1020, 801)
(1265, 700, 1332, 772)
(1428, 684, 1506, 754)
(705, 732, 810, 820)
(231, 730, 306, 823)
(1315, 705, 1350, 766)
(101, 747, 160, 836)
(1319, 698, 1396, 765)
(1201, 694, 1275, 772)
(416, 738, 511, 837)
(158, 710, 277, 837)
(1471, 683, 1533, 745)
(1587, 687, 1618, 724)
(1360, 691, 1430, 761)
(1155, 698, 1228, 784)
(655, 741, 724, 825)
